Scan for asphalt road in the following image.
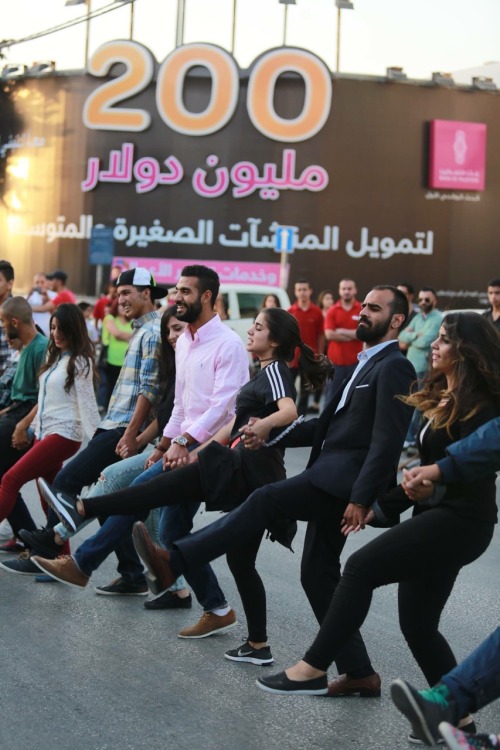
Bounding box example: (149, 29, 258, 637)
(0, 445, 498, 750)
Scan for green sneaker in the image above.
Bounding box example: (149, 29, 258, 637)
(391, 679, 458, 745)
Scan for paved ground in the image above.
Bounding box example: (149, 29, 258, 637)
(0, 446, 498, 750)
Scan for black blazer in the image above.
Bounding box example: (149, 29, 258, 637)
(283, 341, 416, 505)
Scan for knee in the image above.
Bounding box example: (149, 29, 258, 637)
(226, 549, 256, 578)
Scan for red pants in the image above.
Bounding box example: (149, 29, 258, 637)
(0, 434, 81, 555)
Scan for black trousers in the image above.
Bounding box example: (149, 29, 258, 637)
(83, 462, 270, 643)
(172, 471, 374, 677)
(303, 508, 494, 684)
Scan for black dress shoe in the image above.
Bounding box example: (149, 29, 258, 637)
(144, 591, 192, 610)
(257, 671, 328, 695)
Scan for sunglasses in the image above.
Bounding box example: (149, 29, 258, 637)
(418, 297, 432, 303)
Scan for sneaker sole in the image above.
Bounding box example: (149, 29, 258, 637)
(31, 558, 88, 589)
(0, 560, 38, 575)
(390, 679, 436, 746)
(178, 621, 237, 639)
(38, 480, 78, 533)
(256, 680, 328, 696)
(94, 587, 148, 596)
(225, 653, 274, 666)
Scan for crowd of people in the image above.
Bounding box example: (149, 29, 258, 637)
(0, 258, 498, 750)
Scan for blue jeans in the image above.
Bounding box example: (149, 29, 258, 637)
(139, 458, 227, 612)
(72, 452, 187, 592)
(441, 626, 500, 716)
(53, 428, 145, 585)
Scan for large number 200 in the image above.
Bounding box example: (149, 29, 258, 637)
(83, 41, 332, 143)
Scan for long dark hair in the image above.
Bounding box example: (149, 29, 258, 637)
(261, 308, 333, 390)
(158, 306, 179, 391)
(40, 304, 95, 393)
(405, 312, 500, 433)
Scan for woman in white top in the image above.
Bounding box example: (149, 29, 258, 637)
(0, 304, 100, 549)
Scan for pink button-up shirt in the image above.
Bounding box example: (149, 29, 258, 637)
(163, 314, 249, 444)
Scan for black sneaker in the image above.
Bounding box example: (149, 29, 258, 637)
(0, 550, 39, 575)
(38, 479, 83, 533)
(225, 640, 274, 666)
(144, 590, 193, 610)
(19, 528, 59, 558)
(95, 577, 149, 596)
(391, 679, 458, 745)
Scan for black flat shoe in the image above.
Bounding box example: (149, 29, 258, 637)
(256, 671, 328, 695)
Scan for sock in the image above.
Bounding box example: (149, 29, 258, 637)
(211, 605, 230, 617)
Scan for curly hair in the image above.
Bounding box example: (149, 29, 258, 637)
(405, 312, 500, 433)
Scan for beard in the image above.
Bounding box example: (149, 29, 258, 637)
(356, 316, 392, 343)
(176, 297, 203, 323)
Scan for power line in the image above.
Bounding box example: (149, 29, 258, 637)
(0, 1, 134, 51)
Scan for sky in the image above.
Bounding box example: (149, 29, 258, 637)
(1, 0, 499, 82)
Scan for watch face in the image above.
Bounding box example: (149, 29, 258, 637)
(174, 436, 188, 447)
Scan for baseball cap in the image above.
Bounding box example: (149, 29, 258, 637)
(114, 267, 168, 300)
(46, 269, 68, 283)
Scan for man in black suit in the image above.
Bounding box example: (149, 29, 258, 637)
(134, 285, 416, 693)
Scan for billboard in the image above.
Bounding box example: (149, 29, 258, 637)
(1, 41, 499, 307)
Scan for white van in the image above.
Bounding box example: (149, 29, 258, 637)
(218, 284, 291, 343)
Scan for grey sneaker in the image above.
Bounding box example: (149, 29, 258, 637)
(0, 550, 39, 575)
(391, 679, 458, 745)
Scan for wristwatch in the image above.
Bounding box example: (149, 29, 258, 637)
(171, 435, 189, 448)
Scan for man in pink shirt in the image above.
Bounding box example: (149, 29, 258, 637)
(146, 265, 249, 636)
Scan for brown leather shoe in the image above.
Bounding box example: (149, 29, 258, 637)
(327, 672, 381, 698)
(132, 521, 176, 595)
(31, 555, 89, 588)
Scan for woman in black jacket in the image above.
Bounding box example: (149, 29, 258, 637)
(255, 312, 500, 699)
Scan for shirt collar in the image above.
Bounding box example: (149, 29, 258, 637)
(357, 338, 395, 363)
(187, 313, 221, 342)
(132, 310, 159, 330)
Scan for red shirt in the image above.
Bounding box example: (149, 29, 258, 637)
(288, 302, 324, 368)
(324, 299, 363, 365)
(52, 289, 77, 307)
(93, 295, 111, 322)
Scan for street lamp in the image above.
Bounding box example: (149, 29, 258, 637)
(279, 0, 295, 47)
(335, 0, 354, 73)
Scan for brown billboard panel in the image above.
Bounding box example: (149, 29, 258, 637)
(1, 42, 499, 308)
